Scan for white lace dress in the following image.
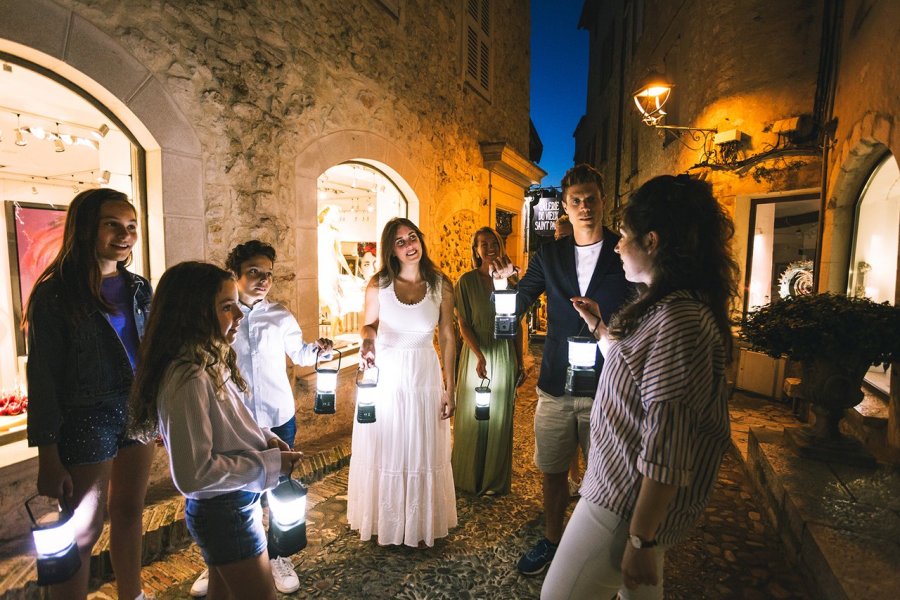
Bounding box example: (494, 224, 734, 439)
(347, 279, 458, 547)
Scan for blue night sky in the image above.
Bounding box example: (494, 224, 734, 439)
(530, 0, 589, 190)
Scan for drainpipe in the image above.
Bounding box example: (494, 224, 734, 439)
(812, 0, 843, 293)
(612, 5, 628, 221)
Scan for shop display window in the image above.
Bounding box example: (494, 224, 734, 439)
(744, 194, 819, 314)
(316, 162, 407, 346)
(0, 59, 144, 447)
(847, 153, 900, 394)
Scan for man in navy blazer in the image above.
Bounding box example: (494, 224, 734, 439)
(492, 164, 631, 575)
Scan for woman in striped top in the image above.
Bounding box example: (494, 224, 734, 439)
(541, 174, 740, 600)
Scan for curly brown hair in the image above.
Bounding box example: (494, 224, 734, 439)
(129, 261, 247, 439)
(608, 174, 739, 355)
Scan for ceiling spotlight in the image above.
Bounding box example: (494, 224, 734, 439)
(31, 186, 38, 195)
(96, 170, 111, 184)
(54, 124, 65, 152)
(91, 124, 110, 141)
(15, 114, 27, 146)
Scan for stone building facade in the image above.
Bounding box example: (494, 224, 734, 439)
(0, 0, 542, 540)
(576, 0, 898, 449)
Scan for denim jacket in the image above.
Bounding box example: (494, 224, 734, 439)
(26, 270, 152, 447)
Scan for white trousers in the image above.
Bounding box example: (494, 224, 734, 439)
(541, 499, 665, 600)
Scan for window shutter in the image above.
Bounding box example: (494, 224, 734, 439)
(465, 0, 491, 98)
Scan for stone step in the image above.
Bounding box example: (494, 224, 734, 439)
(0, 444, 350, 600)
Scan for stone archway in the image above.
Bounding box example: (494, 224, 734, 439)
(0, 0, 206, 273)
(292, 130, 427, 338)
(821, 111, 894, 293)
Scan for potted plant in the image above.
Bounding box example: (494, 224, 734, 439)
(741, 293, 900, 451)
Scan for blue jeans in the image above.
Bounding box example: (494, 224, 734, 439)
(185, 491, 266, 566)
(270, 416, 297, 449)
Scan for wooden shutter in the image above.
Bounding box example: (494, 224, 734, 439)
(465, 0, 491, 98)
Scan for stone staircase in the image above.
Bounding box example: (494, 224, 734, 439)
(0, 444, 351, 600)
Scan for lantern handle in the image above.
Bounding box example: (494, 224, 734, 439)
(357, 365, 379, 385)
(479, 376, 491, 388)
(25, 494, 73, 526)
(316, 347, 341, 372)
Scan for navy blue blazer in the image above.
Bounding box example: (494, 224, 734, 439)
(516, 228, 632, 397)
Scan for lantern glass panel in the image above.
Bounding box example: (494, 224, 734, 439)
(316, 370, 338, 393)
(33, 520, 76, 556)
(269, 493, 307, 528)
(568, 337, 596, 368)
(493, 290, 517, 315)
(475, 386, 491, 408)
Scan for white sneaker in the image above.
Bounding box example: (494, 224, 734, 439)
(270, 556, 300, 593)
(189, 568, 209, 597)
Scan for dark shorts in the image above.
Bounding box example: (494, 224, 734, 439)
(185, 491, 266, 566)
(269, 416, 297, 449)
(58, 399, 140, 466)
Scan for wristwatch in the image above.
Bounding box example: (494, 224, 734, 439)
(628, 534, 658, 549)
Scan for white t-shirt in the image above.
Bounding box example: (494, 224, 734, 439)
(575, 240, 603, 295)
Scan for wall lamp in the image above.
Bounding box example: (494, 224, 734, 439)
(632, 74, 717, 152)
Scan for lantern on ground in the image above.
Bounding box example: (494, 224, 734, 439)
(356, 366, 379, 424)
(314, 348, 340, 415)
(26, 495, 81, 586)
(475, 378, 491, 421)
(266, 478, 308, 556)
(565, 336, 598, 396)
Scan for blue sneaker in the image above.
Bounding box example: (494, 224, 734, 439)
(517, 538, 558, 575)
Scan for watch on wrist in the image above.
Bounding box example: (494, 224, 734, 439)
(628, 534, 658, 549)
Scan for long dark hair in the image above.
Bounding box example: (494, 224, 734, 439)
(23, 188, 134, 327)
(129, 261, 246, 439)
(375, 217, 442, 291)
(609, 174, 739, 354)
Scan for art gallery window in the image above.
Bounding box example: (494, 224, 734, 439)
(0, 58, 145, 446)
(846, 152, 899, 394)
(743, 193, 819, 314)
(316, 162, 408, 345)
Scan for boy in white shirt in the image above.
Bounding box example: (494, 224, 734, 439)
(190, 240, 332, 596)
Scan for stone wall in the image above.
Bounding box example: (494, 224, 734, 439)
(577, 0, 823, 216)
(55, 0, 530, 305)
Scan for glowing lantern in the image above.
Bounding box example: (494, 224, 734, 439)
(565, 336, 598, 396)
(26, 495, 81, 586)
(266, 478, 308, 556)
(356, 366, 379, 424)
(314, 348, 340, 415)
(475, 379, 491, 421)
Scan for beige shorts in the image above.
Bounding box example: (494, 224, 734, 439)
(533, 387, 593, 474)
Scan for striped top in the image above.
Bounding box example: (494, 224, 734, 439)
(580, 290, 731, 544)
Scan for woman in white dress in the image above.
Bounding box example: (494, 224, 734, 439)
(347, 217, 458, 547)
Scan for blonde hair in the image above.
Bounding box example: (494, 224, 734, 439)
(470, 227, 507, 269)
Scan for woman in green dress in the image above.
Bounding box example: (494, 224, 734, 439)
(452, 227, 524, 495)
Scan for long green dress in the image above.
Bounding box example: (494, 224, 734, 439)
(451, 269, 517, 495)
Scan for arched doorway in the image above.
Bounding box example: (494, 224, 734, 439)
(316, 161, 410, 343)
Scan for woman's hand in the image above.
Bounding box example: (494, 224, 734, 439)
(621, 543, 660, 589)
(279, 450, 304, 477)
(570, 296, 607, 340)
(516, 366, 527, 388)
(475, 353, 487, 379)
(37, 445, 73, 501)
(440, 389, 456, 420)
(360, 338, 376, 368)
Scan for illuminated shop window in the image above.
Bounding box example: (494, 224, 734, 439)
(744, 195, 819, 313)
(316, 162, 407, 344)
(847, 153, 899, 394)
(0, 59, 144, 446)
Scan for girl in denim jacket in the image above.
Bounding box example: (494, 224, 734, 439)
(25, 189, 155, 600)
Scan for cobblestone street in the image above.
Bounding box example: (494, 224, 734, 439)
(90, 346, 812, 599)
